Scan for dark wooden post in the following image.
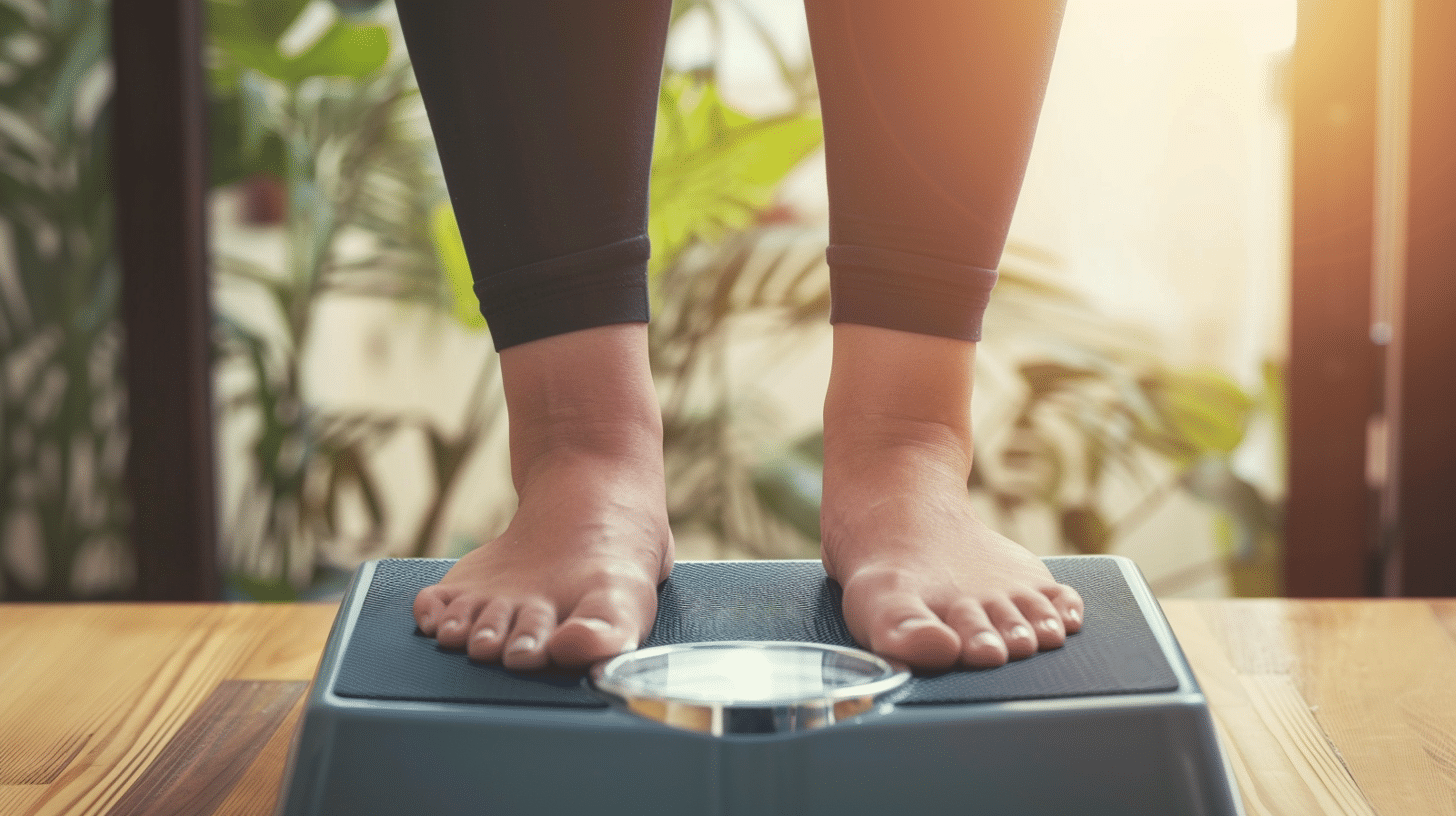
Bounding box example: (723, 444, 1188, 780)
(112, 0, 221, 600)
(1287, 0, 1381, 596)
(1390, 0, 1456, 595)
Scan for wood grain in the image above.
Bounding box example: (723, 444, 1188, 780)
(104, 680, 305, 816)
(0, 604, 332, 816)
(230, 604, 338, 681)
(0, 786, 48, 815)
(210, 692, 309, 816)
(5, 599, 1456, 816)
(1162, 602, 1342, 816)
(1171, 599, 1456, 816)
(1284, 602, 1456, 816)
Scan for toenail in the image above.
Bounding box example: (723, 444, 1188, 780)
(895, 618, 930, 632)
(472, 628, 498, 641)
(1067, 608, 1082, 625)
(1008, 624, 1033, 642)
(971, 632, 1003, 650)
(509, 636, 538, 652)
(439, 619, 462, 636)
(1038, 618, 1062, 634)
(579, 618, 613, 633)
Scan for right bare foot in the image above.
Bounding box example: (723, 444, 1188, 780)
(414, 451, 672, 670)
(412, 325, 674, 670)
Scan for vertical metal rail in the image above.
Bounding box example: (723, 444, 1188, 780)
(111, 0, 221, 599)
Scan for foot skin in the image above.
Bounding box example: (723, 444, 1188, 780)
(413, 453, 673, 670)
(412, 325, 674, 671)
(822, 324, 1084, 671)
(822, 462, 1083, 671)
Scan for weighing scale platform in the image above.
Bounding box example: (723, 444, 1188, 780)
(276, 556, 1243, 816)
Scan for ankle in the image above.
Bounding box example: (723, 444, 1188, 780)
(499, 324, 664, 488)
(823, 323, 977, 490)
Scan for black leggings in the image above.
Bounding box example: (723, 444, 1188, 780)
(396, 1, 1065, 351)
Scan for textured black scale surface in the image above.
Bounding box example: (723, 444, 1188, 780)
(332, 558, 1179, 709)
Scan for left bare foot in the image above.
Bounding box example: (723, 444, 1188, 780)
(822, 453, 1083, 671)
(821, 324, 1084, 671)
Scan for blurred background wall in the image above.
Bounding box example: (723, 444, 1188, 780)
(0, 0, 1293, 600)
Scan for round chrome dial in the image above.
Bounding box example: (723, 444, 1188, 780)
(591, 641, 909, 735)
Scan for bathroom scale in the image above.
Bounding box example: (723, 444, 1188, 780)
(275, 556, 1244, 816)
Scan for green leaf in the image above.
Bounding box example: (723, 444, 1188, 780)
(207, 1, 387, 86)
(208, 0, 291, 79)
(428, 202, 486, 331)
(0, 4, 27, 35)
(329, 0, 388, 16)
(248, 0, 312, 43)
(42, 2, 107, 135)
(1184, 456, 1279, 563)
(205, 0, 308, 49)
(649, 76, 821, 275)
(280, 21, 388, 84)
(1141, 368, 1255, 461)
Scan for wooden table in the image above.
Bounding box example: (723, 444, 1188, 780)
(2, 599, 1454, 816)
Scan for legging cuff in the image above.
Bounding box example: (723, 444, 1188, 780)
(826, 245, 998, 342)
(476, 236, 651, 351)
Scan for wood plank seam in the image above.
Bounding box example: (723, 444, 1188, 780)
(1243, 676, 1378, 816)
(25, 610, 278, 816)
(83, 620, 231, 815)
(25, 623, 222, 816)
(103, 680, 307, 816)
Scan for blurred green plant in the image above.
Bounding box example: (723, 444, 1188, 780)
(206, 0, 824, 597)
(206, 0, 503, 599)
(660, 214, 1286, 595)
(971, 306, 1285, 596)
(207, 0, 1284, 600)
(641, 3, 1284, 588)
(0, 0, 129, 599)
(646, 0, 829, 557)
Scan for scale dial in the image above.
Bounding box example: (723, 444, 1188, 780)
(591, 641, 909, 735)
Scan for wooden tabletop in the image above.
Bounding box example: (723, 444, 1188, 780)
(2, 599, 1454, 816)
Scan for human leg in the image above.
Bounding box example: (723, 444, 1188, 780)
(805, 0, 1083, 669)
(396, 1, 674, 669)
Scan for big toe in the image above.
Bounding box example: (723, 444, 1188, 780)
(847, 589, 960, 671)
(547, 586, 654, 669)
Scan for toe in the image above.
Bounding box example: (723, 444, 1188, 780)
(985, 600, 1038, 660)
(1045, 584, 1085, 634)
(434, 594, 490, 650)
(853, 590, 960, 671)
(412, 585, 453, 636)
(502, 601, 555, 672)
(548, 585, 653, 669)
(1014, 592, 1067, 651)
(945, 601, 1009, 668)
(466, 599, 514, 663)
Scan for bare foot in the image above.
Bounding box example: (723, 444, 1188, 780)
(413, 325, 673, 670)
(822, 456, 1083, 670)
(414, 452, 672, 670)
(822, 324, 1084, 671)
